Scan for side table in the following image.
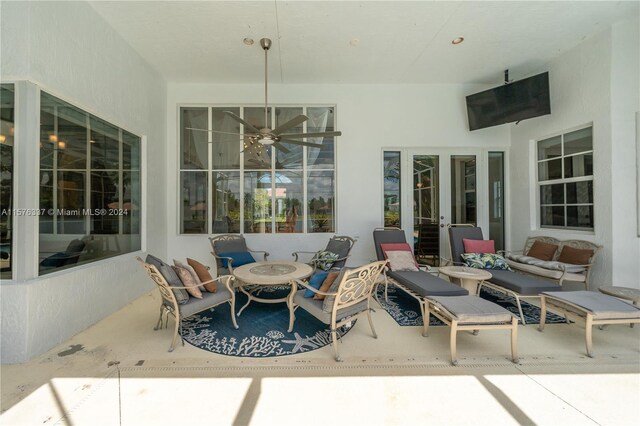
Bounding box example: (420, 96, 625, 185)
(438, 266, 492, 295)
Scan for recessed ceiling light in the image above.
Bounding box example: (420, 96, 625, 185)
(349, 38, 360, 47)
(452, 37, 464, 45)
(243, 37, 254, 46)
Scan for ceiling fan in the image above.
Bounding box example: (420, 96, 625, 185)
(188, 38, 342, 154)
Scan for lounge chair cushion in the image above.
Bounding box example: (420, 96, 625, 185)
(180, 288, 233, 317)
(326, 238, 352, 264)
(488, 269, 560, 295)
(428, 295, 515, 324)
(449, 227, 484, 263)
(373, 229, 408, 261)
(542, 291, 640, 320)
(294, 290, 368, 324)
(388, 270, 468, 297)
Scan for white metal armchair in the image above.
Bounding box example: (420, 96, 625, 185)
(209, 234, 269, 275)
(291, 235, 356, 270)
(288, 261, 386, 361)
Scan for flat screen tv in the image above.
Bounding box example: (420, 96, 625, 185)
(466, 72, 550, 131)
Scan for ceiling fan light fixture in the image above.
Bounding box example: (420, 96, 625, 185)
(452, 37, 465, 45)
(258, 137, 274, 145)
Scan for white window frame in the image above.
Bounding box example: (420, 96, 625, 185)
(536, 123, 594, 231)
(177, 104, 338, 235)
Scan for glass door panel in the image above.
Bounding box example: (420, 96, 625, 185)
(413, 155, 440, 266)
(450, 155, 477, 226)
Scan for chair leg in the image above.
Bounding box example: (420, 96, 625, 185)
(511, 317, 519, 363)
(538, 296, 547, 332)
(169, 318, 180, 352)
(384, 274, 389, 302)
(422, 300, 429, 337)
(585, 314, 594, 358)
(331, 328, 342, 362)
(450, 321, 458, 365)
(229, 298, 239, 330)
(154, 304, 164, 331)
(515, 296, 526, 325)
(367, 309, 377, 339)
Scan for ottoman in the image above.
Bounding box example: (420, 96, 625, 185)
(426, 295, 519, 365)
(539, 291, 640, 357)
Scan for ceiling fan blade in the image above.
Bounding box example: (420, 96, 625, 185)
(224, 111, 261, 134)
(279, 139, 323, 148)
(273, 141, 291, 154)
(279, 131, 342, 139)
(188, 127, 253, 138)
(271, 115, 309, 135)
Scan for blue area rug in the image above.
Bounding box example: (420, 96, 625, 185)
(181, 286, 354, 358)
(376, 285, 567, 326)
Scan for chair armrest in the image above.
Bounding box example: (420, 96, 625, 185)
(293, 279, 338, 297)
(557, 263, 594, 271)
(248, 249, 269, 260)
(291, 250, 319, 262)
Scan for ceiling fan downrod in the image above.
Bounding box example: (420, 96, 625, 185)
(260, 38, 272, 132)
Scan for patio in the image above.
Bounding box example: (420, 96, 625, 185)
(2, 288, 639, 424)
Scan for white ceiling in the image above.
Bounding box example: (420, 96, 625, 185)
(89, 1, 639, 85)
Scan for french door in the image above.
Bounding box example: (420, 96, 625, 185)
(399, 149, 503, 266)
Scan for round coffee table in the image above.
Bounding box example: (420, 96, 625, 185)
(438, 266, 492, 295)
(233, 261, 314, 329)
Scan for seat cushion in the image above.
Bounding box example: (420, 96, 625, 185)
(294, 290, 368, 324)
(488, 269, 560, 295)
(388, 271, 468, 297)
(506, 260, 586, 282)
(542, 291, 640, 320)
(428, 295, 515, 324)
(373, 229, 407, 261)
(180, 288, 233, 317)
(213, 238, 248, 254)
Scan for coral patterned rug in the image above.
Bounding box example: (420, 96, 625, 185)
(181, 286, 354, 358)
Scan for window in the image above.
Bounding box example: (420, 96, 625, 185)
(383, 151, 401, 227)
(39, 91, 141, 275)
(488, 152, 505, 251)
(0, 84, 15, 279)
(537, 126, 593, 230)
(179, 105, 336, 234)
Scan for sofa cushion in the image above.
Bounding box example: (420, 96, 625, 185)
(187, 258, 217, 292)
(172, 265, 203, 299)
(388, 271, 468, 297)
(462, 253, 511, 270)
(218, 252, 255, 269)
(557, 246, 594, 265)
(488, 270, 560, 295)
(526, 240, 558, 261)
(313, 271, 340, 301)
(506, 259, 587, 282)
(428, 295, 515, 324)
(145, 254, 189, 304)
(180, 288, 232, 317)
(305, 271, 329, 298)
(463, 239, 495, 254)
(386, 251, 419, 271)
(295, 290, 368, 324)
(542, 291, 640, 320)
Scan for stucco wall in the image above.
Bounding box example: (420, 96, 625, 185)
(165, 83, 510, 268)
(0, 1, 167, 363)
(509, 18, 640, 289)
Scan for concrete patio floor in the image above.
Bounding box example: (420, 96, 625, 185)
(2, 288, 639, 425)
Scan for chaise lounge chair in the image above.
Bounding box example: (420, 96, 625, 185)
(373, 228, 468, 336)
(447, 226, 561, 324)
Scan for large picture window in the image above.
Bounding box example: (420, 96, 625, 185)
(39, 92, 141, 275)
(537, 125, 593, 230)
(0, 84, 15, 279)
(179, 105, 337, 234)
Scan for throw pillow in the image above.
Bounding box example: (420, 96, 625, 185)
(172, 265, 203, 299)
(379, 242, 419, 268)
(304, 271, 329, 298)
(557, 246, 594, 265)
(527, 240, 558, 261)
(313, 250, 340, 271)
(322, 268, 351, 312)
(145, 254, 189, 304)
(187, 258, 217, 293)
(461, 253, 511, 270)
(463, 238, 495, 254)
(217, 251, 256, 269)
(173, 259, 202, 286)
(313, 271, 340, 300)
(386, 251, 419, 272)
